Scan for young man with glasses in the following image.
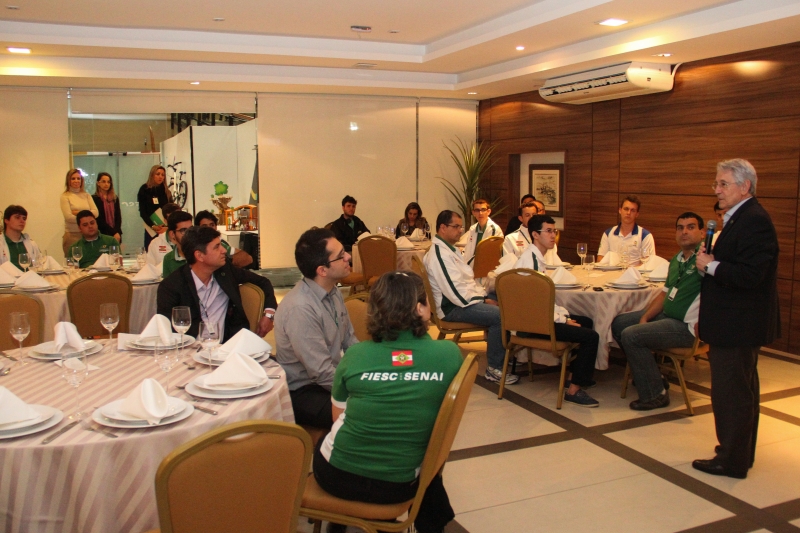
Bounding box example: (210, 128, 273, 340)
(460, 198, 503, 265)
(274, 228, 360, 429)
(161, 211, 193, 278)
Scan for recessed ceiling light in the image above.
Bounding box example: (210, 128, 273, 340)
(350, 122, 359, 131)
(189, 81, 200, 85)
(467, 92, 477, 95)
(6, 5, 20, 9)
(350, 25, 372, 33)
(388, 30, 400, 34)
(597, 18, 628, 26)
(7, 47, 30, 54)
(213, 17, 225, 22)
(652, 53, 672, 57)
(354, 62, 377, 69)
(516, 46, 525, 51)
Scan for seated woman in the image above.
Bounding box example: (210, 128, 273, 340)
(313, 271, 462, 533)
(395, 201, 428, 238)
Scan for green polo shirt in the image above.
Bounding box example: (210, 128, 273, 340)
(73, 234, 119, 268)
(162, 248, 186, 278)
(221, 239, 232, 256)
(662, 249, 702, 321)
(4, 234, 27, 270)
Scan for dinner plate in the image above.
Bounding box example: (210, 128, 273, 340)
(596, 265, 624, 271)
(93, 398, 192, 428)
(14, 284, 57, 292)
(647, 277, 667, 283)
(186, 378, 274, 399)
(29, 340, 102, 360)
(192, 351, 269, 367)
(40, 269, 66, 275)
(130, 278, 161, 285)
(0, 283, 15, 288)
(396, 246, 414, 251)
(193, 373, 268, 392)
(607, 282, 648, 290)
(126, 334, 195, 349)
(0, 406, 63, 440)
(545, 263, 572, 269)
(0, 404, 59, 432)
(554, 283, 583, 289)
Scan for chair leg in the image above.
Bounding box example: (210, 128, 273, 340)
(312, 519, 322, 533)
(620, 363, 631, 398)
(437, 331, 446, 340)
(453, 332, 462, 343)
(557, 349, 570, 410)
(527, 348, 534, 382)
(670, 356, 694, 415)
(498, 347, 513, 400)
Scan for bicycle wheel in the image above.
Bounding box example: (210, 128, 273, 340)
(176, 181, 188, 208)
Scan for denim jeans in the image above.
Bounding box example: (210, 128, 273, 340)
(444, 303, 504, 369)
(611, 310, 695, 402)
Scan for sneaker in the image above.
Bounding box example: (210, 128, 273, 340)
(629, 392, 670, 411)
(563, 388, 599, 408)
(564, 379, 596, 389)
(485, 366, 519, 385)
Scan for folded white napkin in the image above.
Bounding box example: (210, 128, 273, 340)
(93, 254, 110, 268)
(118, 378, 169, 425)
(15, 271, 50, 288)
(639, 255, 669, 271)
(203, 352, 267, 389)
(132, 263, 160, 281)
(615, 267, 644, 284)
(395, 236, 413, 248)
(0, 262, 22, 278)
(545, 249, 564, 266)
(548, 266, 578, 285)
(42, 256, 64, 271)
(54, 359, 100, 371)
(53, 322, 86, 352)
(597, 251, 620, 266)
(650, 262, 669, 279)
(356, 232, 371, 242)
(0, 268, 15, 285)
(216, 328, 271, 359)
(410, 228, 424, 240)
(492, 253, 519, 277)
(139, 314, 175, 345)
(0, 386, 41, 427)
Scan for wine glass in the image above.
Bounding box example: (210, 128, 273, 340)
(171, 306, 191, 349)
(61, 353, 89, 420)
(18, 252, 30, 273)
(198, 320, 221, 364)
(154, 341, 180, 393)
(576, 243, 587, 269)
(620, 247, 630, 269)
(9, 312, 30, 366)
(584, 254, 595, 287)
(400, 222, 409, 236)
(99, 303, 119, 353)
(72, 246, 83, 271)
(424, 222, 431, 240)
(135, 247, 146, 270)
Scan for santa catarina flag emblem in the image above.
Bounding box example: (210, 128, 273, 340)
(392, 351, 413, 366)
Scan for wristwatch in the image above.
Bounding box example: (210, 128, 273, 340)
(263, 309, 275, 320)
(704, 264, 709, 272)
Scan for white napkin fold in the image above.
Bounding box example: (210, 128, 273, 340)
(356, 232, 372, 242)
(54, 359, 100, 371)
(0, 262, 22, 278)
(139, 315, 175, 345)
(492, 253, 519, 277)
(42, 256, 64, 271)
(117, 333, 138, 351)
(639, 255, 669, 271)
(132, 263, 160, 281)
(544, 249, 564, 266)
(216, 328, 272, 359)
(650, 262, 669, 279)
(410, 228, 424, 240)
(118, 378, 169, 425)
(597, 251, 620, 266)
(548, 266, 578, 285)
(395, 236, 413, 248)
(614, 267, 644, 284)
(53, 322, 86, 352)
(203, 352, 267, 389)
(0, 386, 41, 427)
(15, 271, 50, 288)
(93, 254, 110, 268)
(0, 268, 15, 285)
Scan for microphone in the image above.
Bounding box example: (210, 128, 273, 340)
(704, 220, 717, 254)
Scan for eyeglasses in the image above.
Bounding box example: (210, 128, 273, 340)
(712, 180, 734, 191)
(175, 228, 189, 235)
(472, 208, 489, 213)
(446, 224, 464, 230)
(534, 228, 557, 234)
(324, 251, 347, 267)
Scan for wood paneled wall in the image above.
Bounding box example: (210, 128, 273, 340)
(479, 42, 800, 352)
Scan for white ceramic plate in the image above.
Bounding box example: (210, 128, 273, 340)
(91, 266, 111, 272)
(14, 284, 57, 292)
(648, 277, 667, 283)
(0, 406, 63, 440)
(545, 263, 572, 269)
(40, 269, 66, 275)
(29, 340, 101, 359)
(186, 378, 274, 399)
(192, 351, 269, 367)
(130, 278, 161, 285)
(93, 398, 192, 428)
(554, 283, 583, 289)
(126, 334, 195, 349)
(0, 405, 59, 431)
(607, 282, 648, 290)
(0, 283, 15, 288)
(596, 265, 624, 271)
(193, 373, 268, 392)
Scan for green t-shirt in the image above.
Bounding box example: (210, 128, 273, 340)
(221, 239, 232, 256)
(327, 330, 463, 483)
(662, 249, 702, 321)
(162, 248, 186, 278)
(73, 234, 120, 268)
(4, 234, 27, 270)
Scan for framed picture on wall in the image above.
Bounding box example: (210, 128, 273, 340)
(529, 164, 565, 217)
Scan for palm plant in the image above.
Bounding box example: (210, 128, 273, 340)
(438, 137, 500, 226)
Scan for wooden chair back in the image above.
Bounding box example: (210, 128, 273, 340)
(496, 268, 556, 346)
(357, 236, 397, 286)
(0, 291, 45, 350)
(472, 236, 503, 278)
(66, 273, 132, 338)
(344, 293, 370, 342)
(239, 283, 264, 333)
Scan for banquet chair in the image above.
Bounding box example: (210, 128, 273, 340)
(358, 236, 397, 289)
(66, 273, 132, 338)
(150, 420, 313, 533)
(620, 337, 708, 415)
(472, 236, 503, 278)
(495, 269, 578, 406)
(0, 291, 45, 350)
(339, 271, 367, 295)
(344, 292, 370, 342)
(239, 282, 264, 333)
(410, 255, 487, 344)
(300, 352, 479, 533)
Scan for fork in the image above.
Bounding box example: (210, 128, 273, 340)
(82, 421, 118, 438)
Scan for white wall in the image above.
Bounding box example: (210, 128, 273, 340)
(191, 126, 237, 215)
(0, 87, 70, 258)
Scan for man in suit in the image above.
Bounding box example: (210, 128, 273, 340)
(694, 159, 780, 479)
(156, 225, 277, 342)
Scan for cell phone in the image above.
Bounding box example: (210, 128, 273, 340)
(593, 287, 604, 291)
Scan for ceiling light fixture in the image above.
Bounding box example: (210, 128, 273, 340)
(350, 25, 372, 33)
(597, 18, 628, 26)
(652, 53, 672, 57)
(213, 17, 225, 22)
(516, 46, 525, 51)
(6, 5, 19, 9)
(354, 62, 377, 69)
(467, 92, 477, 95)
(189, 81, 200, 85)
(7, 47, 30, 54)
(388, 30, 400, 34)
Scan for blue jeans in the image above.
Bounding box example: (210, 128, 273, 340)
(611, 310, 695, 402)
(444, 303, 504, 369)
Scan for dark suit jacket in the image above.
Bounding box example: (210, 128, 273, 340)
(699, 197, 780, 347)
(156, 262, 278, 342)
(329, 214, 369, 252)
(92, 195, 123, 238)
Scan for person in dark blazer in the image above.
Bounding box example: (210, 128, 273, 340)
(329, 195, 369, 252)
(92, 172, 123, 242)
(695, 159, 780, 479)
(157, 226, 277, 342)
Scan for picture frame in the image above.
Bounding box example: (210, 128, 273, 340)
(528, 164, 565, 217)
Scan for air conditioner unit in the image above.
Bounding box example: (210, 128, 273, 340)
(538, 62, 674, 104)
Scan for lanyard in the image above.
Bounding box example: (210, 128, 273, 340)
(673, 252, 696, 285)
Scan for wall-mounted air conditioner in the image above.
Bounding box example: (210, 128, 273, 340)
(538, 62, 674, 104)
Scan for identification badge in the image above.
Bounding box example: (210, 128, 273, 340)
(153, 197, 159, 205)
(668, 287, 678, 301)
(516, 240, 524, 247)
(392, 351, 413, 367)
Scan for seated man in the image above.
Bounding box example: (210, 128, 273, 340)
(329, 195, 370, 253)
(611, 212, 705, 410)
(424, 210, 518, 385)
(597, 195, 655, 265)
(460, 198, 503, 265)
(71, 210, 120, 268)
(146, 203, 181, 265)
(515, 215, 600, 407)
(156, 226, 277, 342)
(505, 194, 535, 234)
(502, 202, 537, 258)
(161, 211, 193, 278)
(194, 210, 254, 268)
(274, 228, 359, 429)
(0, 205, 41, 268)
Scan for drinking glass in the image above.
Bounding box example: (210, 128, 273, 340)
(400, 222, 409, 236)
(620, 247, 630, 269)
(18, 252, 30, 273)
(61, 353, 89, 420)
(584, 254, 595, 285)
(99, 303, 120, 353)
(135, 247, 146, 270)
(577, 243, 587, 268)
(72, 246, 83, 271)
(154, 341, 180, 393)
(171, 306, 191, 348)
(198, 320, 221, 364)
(9, 311, 30, 366)
(424, 222, 431, 240)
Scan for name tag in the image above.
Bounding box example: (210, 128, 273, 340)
(516, 240, 524, 247)
(668, 287, 678, 301)
(153, 197, 159, 205)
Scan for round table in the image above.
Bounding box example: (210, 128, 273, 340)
(0, 342, 294, 533)
(351, 240, 431, 274)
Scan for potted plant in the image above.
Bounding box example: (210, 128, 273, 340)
(438, 137, 503, 226)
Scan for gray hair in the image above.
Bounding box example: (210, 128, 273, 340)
(717, 159, 757, 195)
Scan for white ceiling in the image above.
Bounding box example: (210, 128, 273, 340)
(1, 0, 800, 99)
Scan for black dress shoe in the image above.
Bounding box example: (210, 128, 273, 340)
(630, 392, 670, 411)
(692, 459, 747, 479)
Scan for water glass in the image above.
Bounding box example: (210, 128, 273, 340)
(584, 254, 595, 284)
(198, 320, 221, 363)
(18, 253, 30, 273)
(9, 311, 30, 366)
(577, 243, 587, 268)
(72, 246, 83, 270)
(154, 341, 180, 393)
(400, 222, 409, 236)
(424, 222, 431, 240)
(99, 303, 120, 353)
(61, 354, 89, 420)
(171, 306, 191, 348)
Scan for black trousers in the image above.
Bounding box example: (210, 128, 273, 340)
(313, 445, 454, 533)
(519, 315, 599, 387)
(708, 345, 760, 473)
(290, 384, 333, 430)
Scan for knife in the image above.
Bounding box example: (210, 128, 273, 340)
(0, 351, 18, 362)
(192, 404, 217, 415)
(41, 420, 79, 444)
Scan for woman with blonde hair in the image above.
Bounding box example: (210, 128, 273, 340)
(92, 172, 122, 242)
(137, 165, 172, 249)
(60, 168, 99, 256)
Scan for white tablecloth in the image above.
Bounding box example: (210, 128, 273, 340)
(0, 342, 294, 533)
(351, 240, 431, 274)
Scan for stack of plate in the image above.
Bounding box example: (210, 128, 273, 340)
(14, 283, 57, 293)
(125, 334, 195, 351)
(186, 373, 274, 399)
(39, 269, 66, 276)
(192, 350, 270, 367)
(92, 398, 193, 428)
(554, 283, 582, 290)
(596, 265, 624, 271)
(0, 282, 13, 289)
(130, 277, 161, 286)
(29, 340, 103, 361)
(606, 280, 649, 290)
(0, 405, 64, 440)
(545, 263, 572, 270)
